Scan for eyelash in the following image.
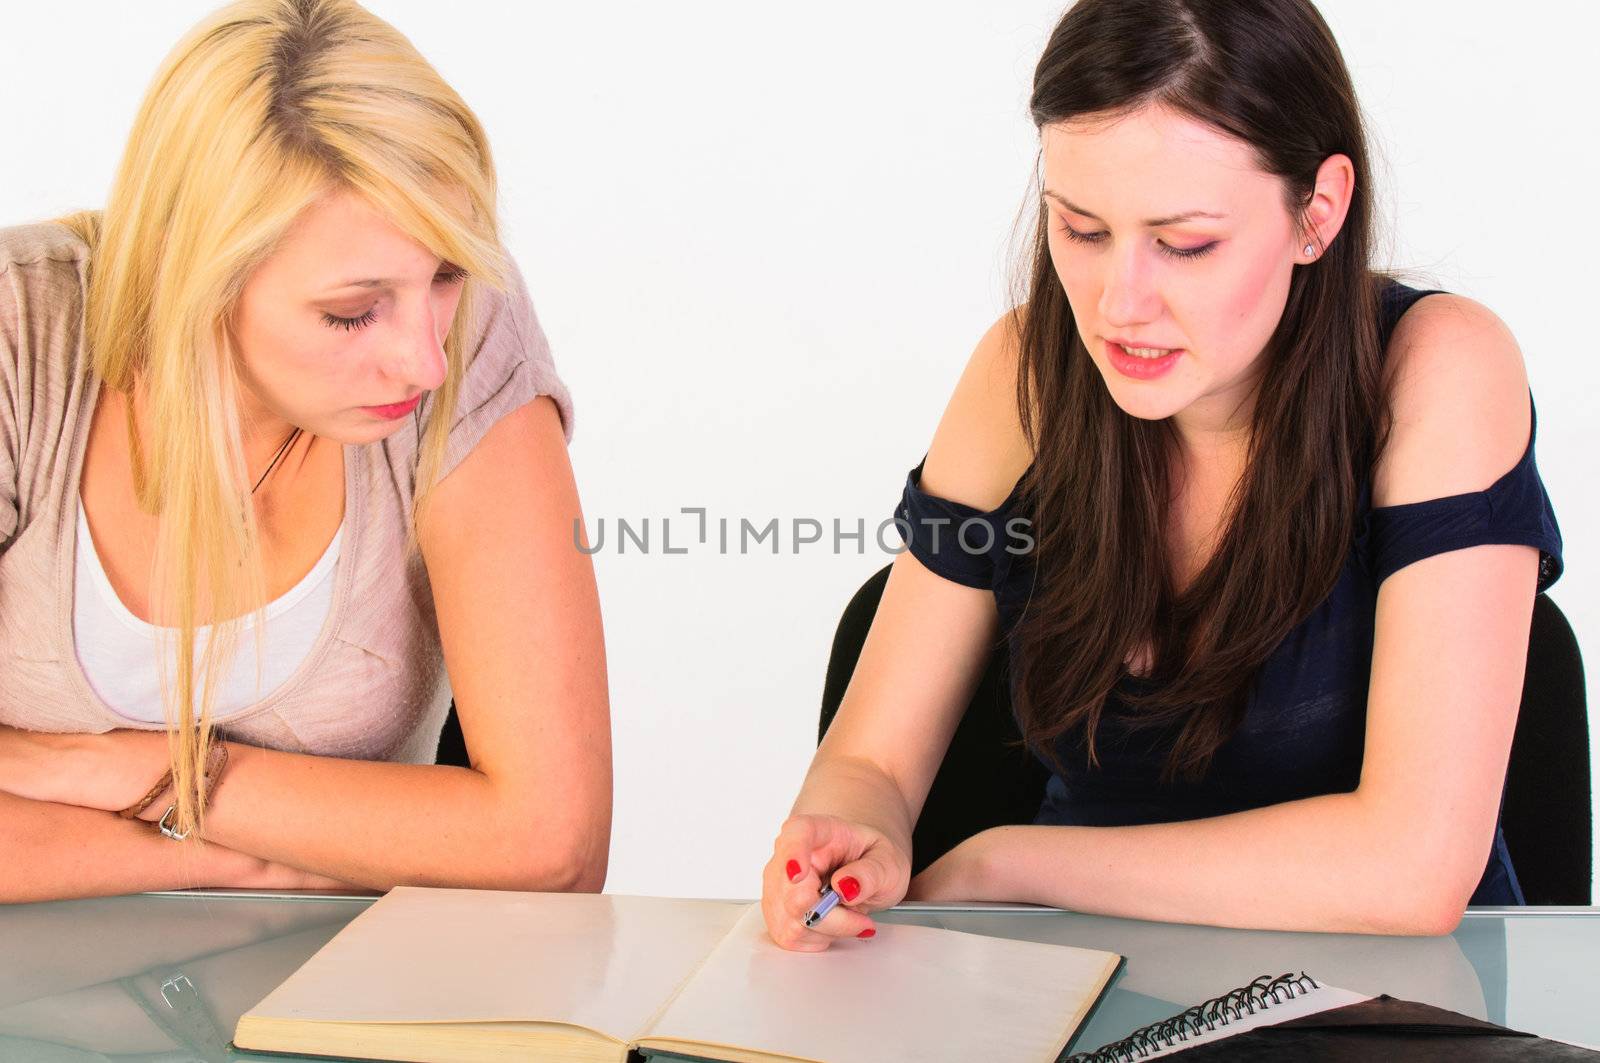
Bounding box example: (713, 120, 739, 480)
(320, 266, 471, 331)
(1054, 220, 1218, 261)
(322, 307, 377, 332)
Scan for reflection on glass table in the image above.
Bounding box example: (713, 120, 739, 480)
(1, 892, 1596, 1061)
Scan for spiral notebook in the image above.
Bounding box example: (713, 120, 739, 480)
(1062, 974, 1367, 1060)
(1064, 972, 1600, 1061)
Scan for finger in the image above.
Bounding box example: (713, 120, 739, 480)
(781, 855, 813, 888)
(827, 852, 901, 912)
(760, 868, 838, 953)
(763, 858, 858, 931)
(761, 908, 835, 952)
(763, 849, 825, 927)
(765, 856, 825, 922)
(773, 815, 819, 857)
(765, 846, 811, 887)
(765, 832, 825, 893)
(783, 875, 830, 921)
(761, 876, 878, 949)
(775, 816, 859, 878)
(798, 895, 878, 942)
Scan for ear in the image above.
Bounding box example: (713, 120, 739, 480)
(1297, 152, 1355, 261)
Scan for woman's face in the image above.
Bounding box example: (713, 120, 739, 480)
(230, 186, 469, 446)
(1040, 104, 1346, 440)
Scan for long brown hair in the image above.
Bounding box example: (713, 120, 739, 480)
(1010, 0, 1390, 784)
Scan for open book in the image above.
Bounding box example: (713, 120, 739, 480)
(233, 886, 1122, 1063)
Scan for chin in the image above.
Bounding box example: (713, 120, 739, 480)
(1094, 369, 1193, 422)
(1108, 393, 1186, 422)
(318, 418, 412, 447)
(356, 421, 413, 445)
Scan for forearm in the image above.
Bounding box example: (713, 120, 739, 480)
(790, 751, 917, 855)
(197, 742, 608, 893)
(0, 791, 265, 904)
(969, 790, 1466, 935)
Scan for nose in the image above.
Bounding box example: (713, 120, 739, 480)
(1097, 242, 1161, 332)
(384, 292, 449, 393)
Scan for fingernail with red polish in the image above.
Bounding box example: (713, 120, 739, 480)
(785, 859, 802, 882)
(857, 928, 876, 939)
(837, 876, 861, 902)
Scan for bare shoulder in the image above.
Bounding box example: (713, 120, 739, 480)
(917, 309, 1034, 511)
(1373, 292, 1531, 508)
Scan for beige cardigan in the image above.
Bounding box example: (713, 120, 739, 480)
(0, 220, 574, 762)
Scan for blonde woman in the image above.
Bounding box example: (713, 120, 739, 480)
(0, 0, 611, 901)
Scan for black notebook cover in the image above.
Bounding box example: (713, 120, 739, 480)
(1090, 993, 1600, 1061)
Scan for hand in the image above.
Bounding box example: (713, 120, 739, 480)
(761, 813, 912, 952)
(0, 726, 170, 813)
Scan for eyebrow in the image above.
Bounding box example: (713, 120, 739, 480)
(321, 261, 461, 292)
(325, 278, 393, 291)
(1042, 190, 1228, 228)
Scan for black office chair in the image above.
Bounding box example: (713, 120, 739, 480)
(818, 564, 1049, 879)
(819, 562, 1592, 903)
(436, 700, 470, 769)
(1504, 594, 1591, 904)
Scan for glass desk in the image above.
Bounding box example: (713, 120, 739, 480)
(2, 891, 1596, 1061)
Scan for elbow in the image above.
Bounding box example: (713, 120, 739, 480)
(504, 821, 610, 894)
(1354, 843, 1477, 937)
(1360, 891, 1466, 937)
(568, 854, 609, 894)
(1329, 883, 1464, 937)
(1383, 897, 1467, 937)
(1417, 900, 1467, 937)
(521, 854, 607, 895)
(1405, 861, 1475, 936)
(1340, 794, 1484, 936)
(483, 771, 612, 893)
(534, 842, 608, 894)
(543, 804, 611, 893)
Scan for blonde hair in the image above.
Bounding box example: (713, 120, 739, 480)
(53, 0, 510, 837)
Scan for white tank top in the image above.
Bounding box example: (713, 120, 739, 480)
(72, 498, 343, 724)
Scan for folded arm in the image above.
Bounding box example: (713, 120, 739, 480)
(0, 790, 320, 904)
(4, 396, 611, 897)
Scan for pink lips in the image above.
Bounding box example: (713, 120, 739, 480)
(362, 393, 423, 420)
(1104, 339, 1183, 380)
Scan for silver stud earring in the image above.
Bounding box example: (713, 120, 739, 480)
(1303, 243, 1315, 257)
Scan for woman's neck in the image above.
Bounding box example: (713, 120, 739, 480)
(123, 377, 310, 495)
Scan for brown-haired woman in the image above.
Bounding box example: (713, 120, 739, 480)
(762, 0, 1561, 945)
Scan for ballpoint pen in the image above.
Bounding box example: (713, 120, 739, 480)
(803, 885, 841, 929)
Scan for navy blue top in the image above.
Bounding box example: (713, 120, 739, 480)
(894, 280, 1564, 905)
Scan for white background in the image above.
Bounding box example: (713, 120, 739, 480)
(3, 1, 1594, 915)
